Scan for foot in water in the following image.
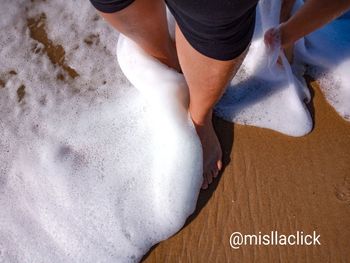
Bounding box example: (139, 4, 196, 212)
(193, 116, 223, 190)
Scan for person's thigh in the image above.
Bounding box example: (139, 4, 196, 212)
(89, 0, 180, 70)
(165, 0, 260, 61)
(89, 0, 135, 13)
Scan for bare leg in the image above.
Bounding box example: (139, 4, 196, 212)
(97, 0, 181, 71)
(175, 25, 247, 189)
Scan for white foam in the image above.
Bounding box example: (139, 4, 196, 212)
(1, 0, 350, 262)
(214, 0, 313, 136)
(294, 6, 350, 120)
(0, 0, 201, 262)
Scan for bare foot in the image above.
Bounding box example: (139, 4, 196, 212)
(194, 118, 223, 189)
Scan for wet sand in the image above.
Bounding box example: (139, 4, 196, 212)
(23, 10, 350, 262)
(142, 80, 350, 262)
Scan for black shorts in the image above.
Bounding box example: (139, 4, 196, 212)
(89, 0, 259, 61)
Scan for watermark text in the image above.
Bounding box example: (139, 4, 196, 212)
(229, 231, 321, 249)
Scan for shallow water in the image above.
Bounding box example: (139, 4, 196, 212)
(0, 0, 349, 262)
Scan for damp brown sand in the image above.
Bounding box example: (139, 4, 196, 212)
(142, 80, 350, 262)
(23, 7, 350, 262)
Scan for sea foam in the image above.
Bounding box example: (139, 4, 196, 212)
(0, 0, 349, 262)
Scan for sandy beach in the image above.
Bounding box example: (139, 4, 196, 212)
(143, 81, 350, 262)
(1, 1, 350, 262)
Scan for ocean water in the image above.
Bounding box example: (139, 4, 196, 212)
(215, 0, 350, 134)
(0, 0, 349, 262)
